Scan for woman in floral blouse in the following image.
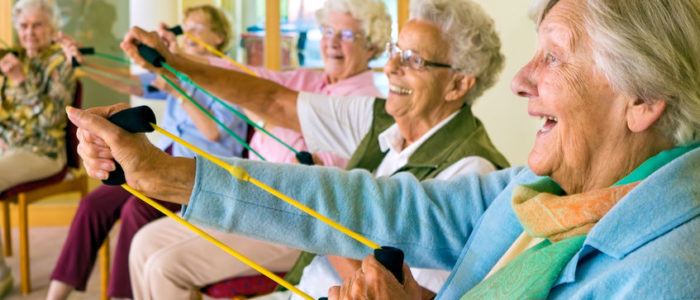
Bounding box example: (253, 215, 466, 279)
(0, 0, 75, 192)
(0, 0, 75, 295)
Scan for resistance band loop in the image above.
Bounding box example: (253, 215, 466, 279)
(89, 46, 302, 158)
(158, 74, 266, 161)
(81, 49, 263, 160)
(161, 63, 300, 155)
(151, 122, 381, 249)
(162, 30, 305, 158)
(120, 184, 314, 300)
(104, 105, 404, 287)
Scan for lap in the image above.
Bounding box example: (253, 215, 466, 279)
(0, 150, 65, 191)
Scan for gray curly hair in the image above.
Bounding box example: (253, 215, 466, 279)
(12, 0, 60, 31)
(530, 0, 700, 145)
(315, 0, 392, 60)
(410, 0, 505, 105)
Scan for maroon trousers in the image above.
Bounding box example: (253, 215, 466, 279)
(49, 184, 181, 298)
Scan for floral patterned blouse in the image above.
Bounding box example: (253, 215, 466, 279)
(0, 44, 75, 160)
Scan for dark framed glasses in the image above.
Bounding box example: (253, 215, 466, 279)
(319, 25, 364, 43)
(386, 42, 457, 70)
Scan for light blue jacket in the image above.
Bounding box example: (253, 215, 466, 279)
(183, 147, 700, 299)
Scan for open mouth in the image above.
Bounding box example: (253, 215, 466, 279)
(389, 84, 413, 95)
(538, 115, 558, 134)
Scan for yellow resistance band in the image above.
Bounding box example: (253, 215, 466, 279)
(120, 184, 313, 300)
(151, 123, 382, 250)
(183, 32, 257, 76)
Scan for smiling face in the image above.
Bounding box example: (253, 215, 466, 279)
(182, 10, 224, 56)
(16, 9, 54, 57)
(383, 20, 465, 128)
(320, 11, 376, 83)
(511, 0, 654, 193)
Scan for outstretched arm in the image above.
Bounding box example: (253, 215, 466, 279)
(121, 26, 301, 131)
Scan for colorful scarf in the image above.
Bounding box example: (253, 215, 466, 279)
(461, 143, 699, 300)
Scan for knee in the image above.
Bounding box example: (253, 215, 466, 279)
(143, 248, 179, 282)
(129, 229, 151, 270)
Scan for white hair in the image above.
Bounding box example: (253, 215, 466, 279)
(12, 0, 60, 30)
(315, 0, 392, 60)
(530, 0, 700, 145)
(410, 0, 505, 105)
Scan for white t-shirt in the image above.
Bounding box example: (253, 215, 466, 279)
(293, 92, 497, 298)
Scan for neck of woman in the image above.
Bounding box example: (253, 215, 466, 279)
(394, 108, 458, 150)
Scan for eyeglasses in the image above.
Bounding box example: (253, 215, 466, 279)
(386, 42, 457, 71)
(319, 25, 364, 43)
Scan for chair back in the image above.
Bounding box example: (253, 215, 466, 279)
(66, 81, 82, 169)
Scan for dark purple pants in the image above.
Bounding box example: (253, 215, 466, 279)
(49, 184, 181, 298)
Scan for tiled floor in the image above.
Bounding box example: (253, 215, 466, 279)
(4, 226, 119, 300)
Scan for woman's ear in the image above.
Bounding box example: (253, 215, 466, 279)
(626, 98, 666, 132)
(214, 34, 225, 50)
(445, 73, 475, 102)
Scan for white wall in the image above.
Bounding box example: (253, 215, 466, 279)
(470, 1, 540, 167)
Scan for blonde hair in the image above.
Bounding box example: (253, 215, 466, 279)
(184, 5, 233, 51)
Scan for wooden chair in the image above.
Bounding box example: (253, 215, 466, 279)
(0, 82, 88, 294)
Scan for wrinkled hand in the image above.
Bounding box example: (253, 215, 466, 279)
(56, 31, 84, 65)
(157, 22, 182, 55)
(0, 53, 26, 83)
(67, 103, 171, 192)
(120, 26, 175, 75)
(328, 255, 422, 300)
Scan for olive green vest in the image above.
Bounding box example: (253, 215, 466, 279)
(279, 98, 509, 288)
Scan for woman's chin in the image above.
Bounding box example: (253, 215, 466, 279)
(527, 150, 553, 177)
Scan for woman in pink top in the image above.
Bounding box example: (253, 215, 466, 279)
(128, 1, 391, 299)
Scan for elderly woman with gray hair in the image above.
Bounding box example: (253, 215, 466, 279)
(77, 0, 700, 298)
(0, 0, 73, 294)
(0, 0, 74, 191)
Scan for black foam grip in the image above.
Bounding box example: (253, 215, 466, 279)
(295, 151, 314, 165)
(137, 44, 165, 67)
(78, 47, 95, 55)
(168, 25, 184, 36)
(146, 85, 159, 93)
(375, 246, 404, 284)
(71, 57, 80, 67)
(102, 106, 157, 186)
(1, 50, 18, 57)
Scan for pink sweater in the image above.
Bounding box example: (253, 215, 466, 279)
(208, 57, 383, 167)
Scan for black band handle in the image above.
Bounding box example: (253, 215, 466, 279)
(102, 106, 157, 186)
(375, 246, 404, 284)
(317, 246, 404, 300)
(146, 85, 160, 93)
(167, 25, 184, 36)
(78, 47, 95, 55)
(137, 44, 165, 68)
(70, 48, 94, 67)
(295, 151, 315, 166)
